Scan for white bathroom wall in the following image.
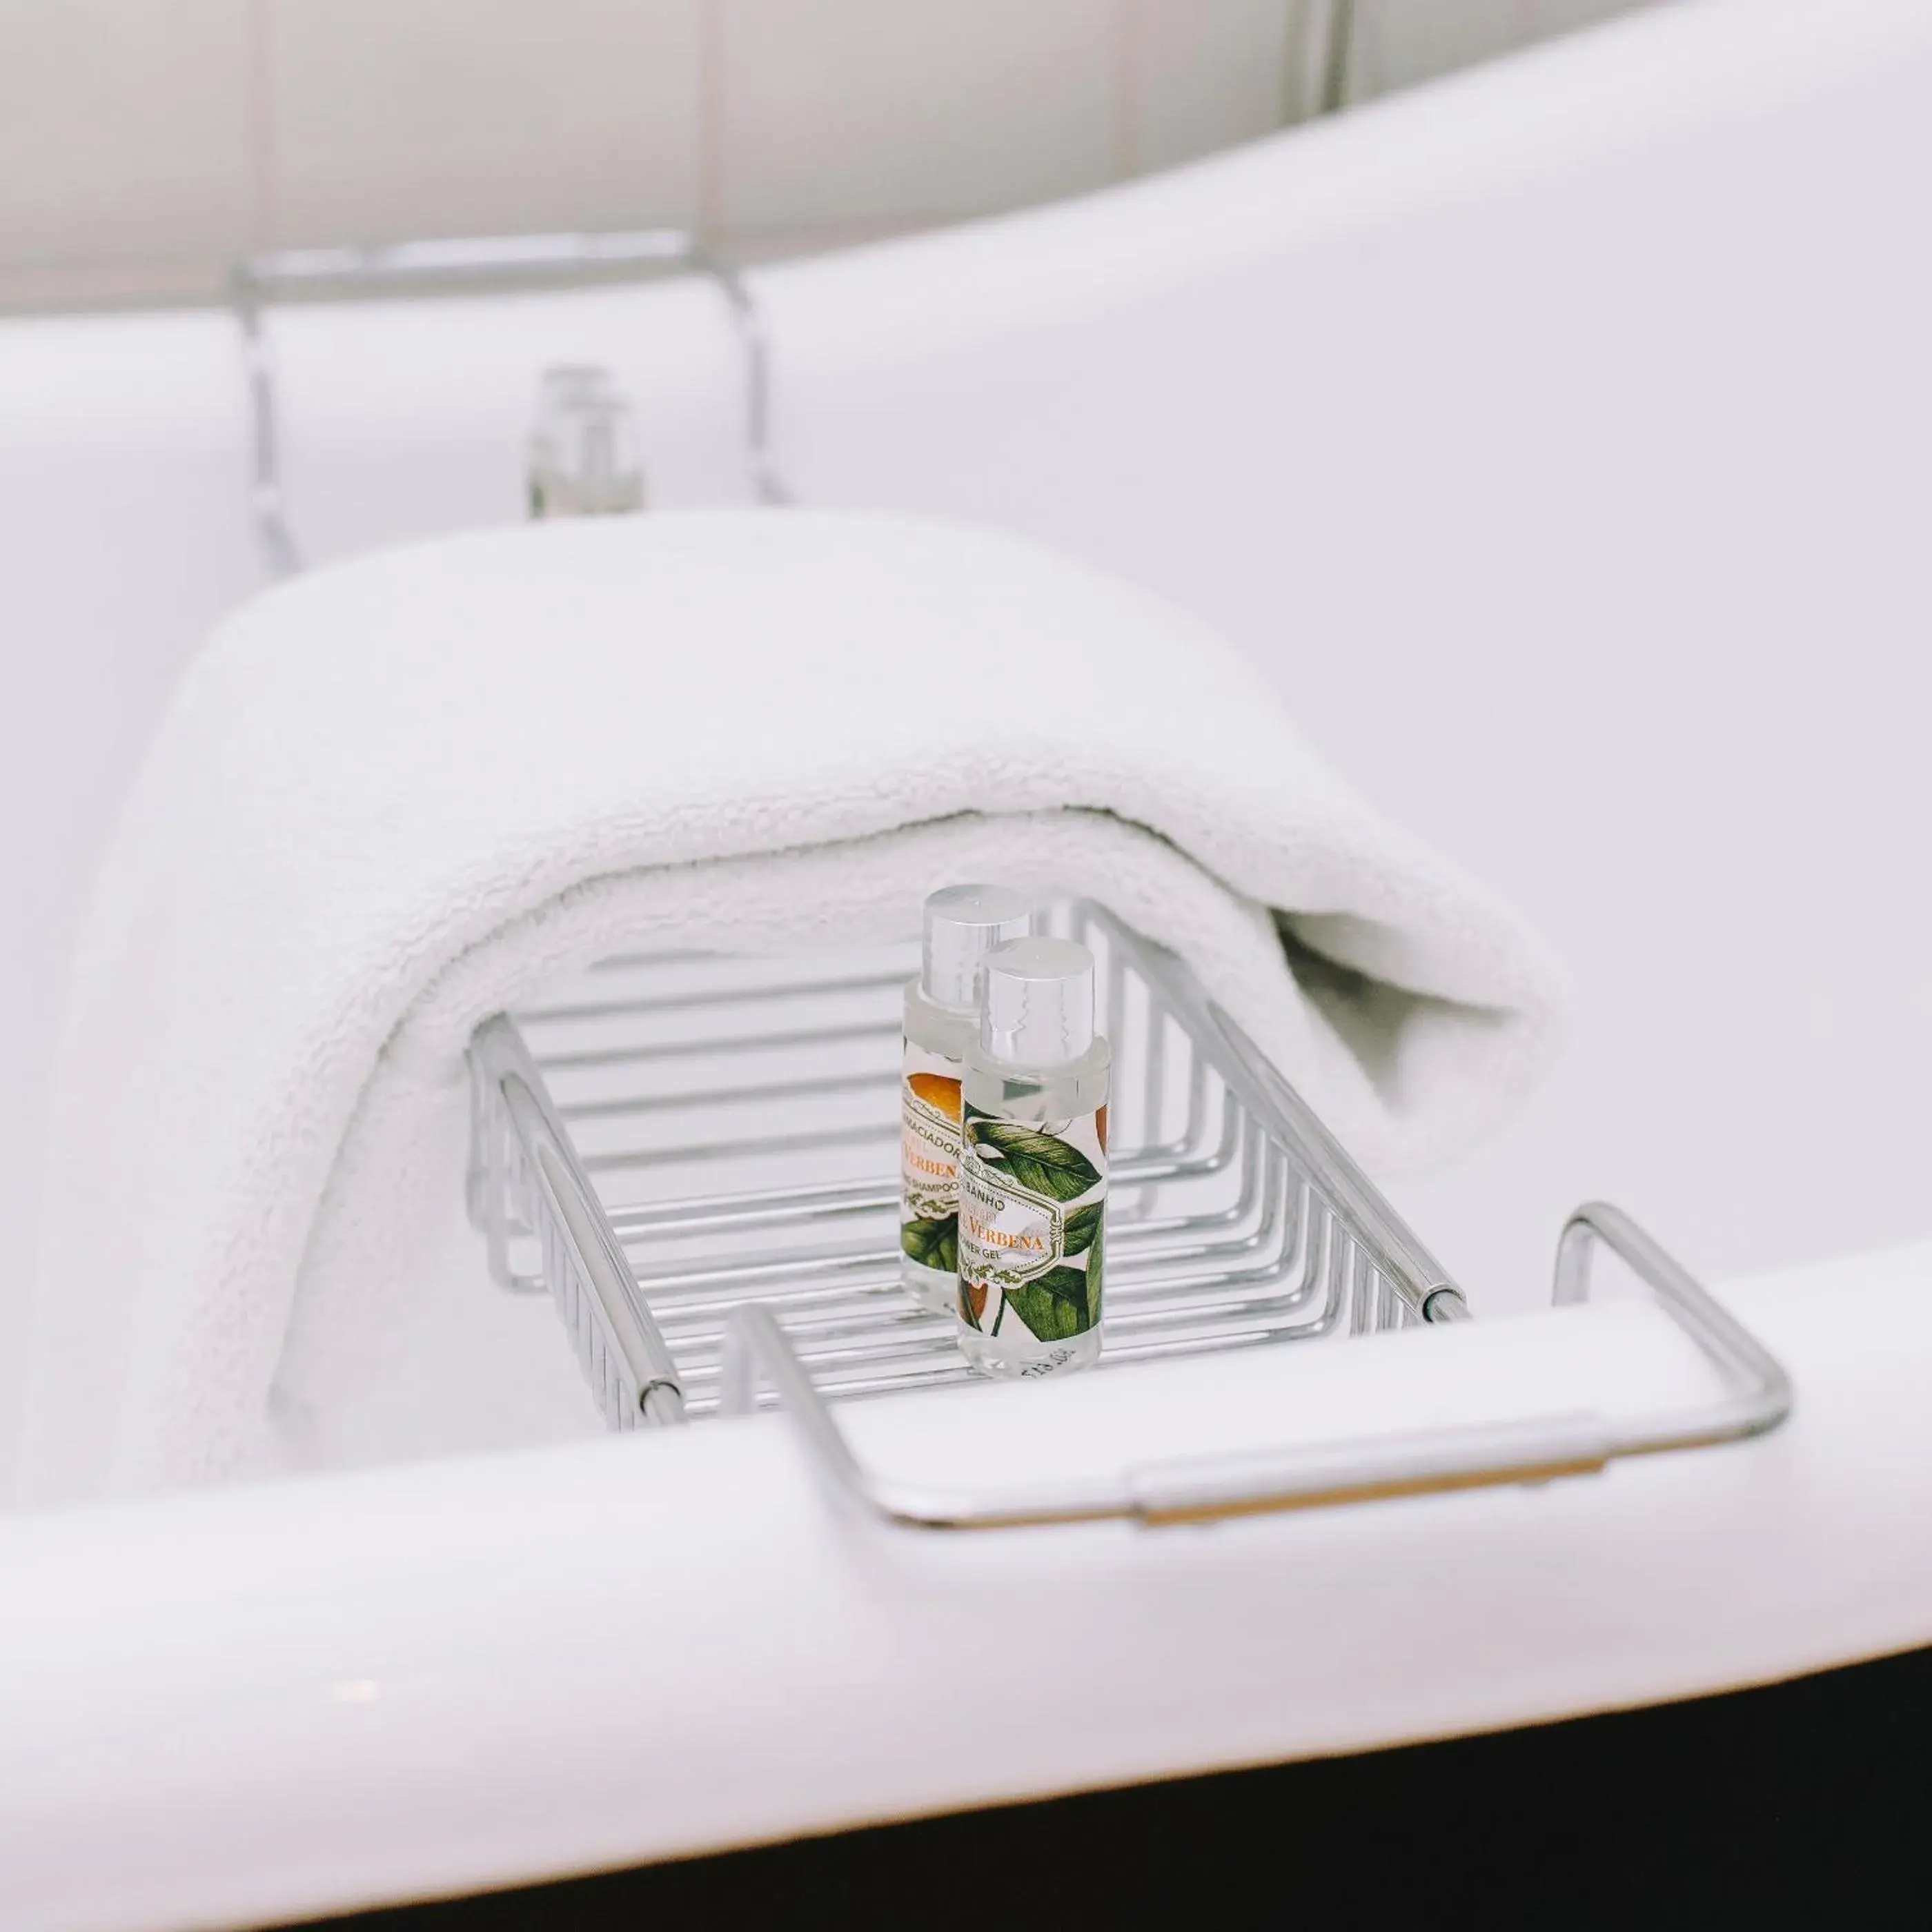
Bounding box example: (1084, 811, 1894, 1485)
(0, 0, 1655, 315)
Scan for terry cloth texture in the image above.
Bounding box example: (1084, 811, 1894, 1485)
(20, 511, 1564, 1498)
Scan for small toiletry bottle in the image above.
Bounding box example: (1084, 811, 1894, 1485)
(956, 938, 1110, 1378)
(900, 885, 1034, 1313)
(526, 364, 645, 518)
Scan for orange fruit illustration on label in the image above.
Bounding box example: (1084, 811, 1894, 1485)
(1096, 1105, 1108, 1151)
(963, 1281, 988, 1323)
(906, 1072, 963, 1121)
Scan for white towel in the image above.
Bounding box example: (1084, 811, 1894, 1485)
(19, 511, 1564, 1500)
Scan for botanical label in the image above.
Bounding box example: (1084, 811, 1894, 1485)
(899, 1042, 963, 1277)
(957, 1104, 1107, 1346)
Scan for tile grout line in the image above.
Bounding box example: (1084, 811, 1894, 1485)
(246, 0, 277, 255)
(1115, 0, 1145, 181)
(698, 0, 726, 248)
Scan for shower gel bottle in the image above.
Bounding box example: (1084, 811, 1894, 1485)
(899, 886, 1034, 1313)
(957, 938, 1110, 1378)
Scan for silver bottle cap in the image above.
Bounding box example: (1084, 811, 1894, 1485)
(920, 885, 1034, 1012)
(979, 937, 1096, 1067)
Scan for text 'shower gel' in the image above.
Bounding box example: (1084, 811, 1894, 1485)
(899, 885, 1034, 1312)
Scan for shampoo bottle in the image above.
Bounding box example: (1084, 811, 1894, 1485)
(899, 885, 1034, 1312)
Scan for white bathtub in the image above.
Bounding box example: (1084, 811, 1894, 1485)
(3, 0, 1931, 1924)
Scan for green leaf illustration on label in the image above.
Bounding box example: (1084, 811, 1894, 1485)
(1085, 1228, 1103, 1328)
(1005, 1264, 1096, 1342)
(1061, 1201, 1103, 1256)
(900, 1213, 957, 1272)
(965, 1118, 1101, 1202)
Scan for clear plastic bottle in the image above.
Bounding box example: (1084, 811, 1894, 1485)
(898, 886, 1034, 1312)
(956, 938, 1110, 1379)
(526, 364, 645, 518)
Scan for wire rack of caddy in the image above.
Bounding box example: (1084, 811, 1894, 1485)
(468, 900, 1791, 1530)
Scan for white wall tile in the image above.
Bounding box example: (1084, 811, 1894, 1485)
(0, 0, 254, 277)
(1348, 0, 1650, 105)
(265, 0, 702, 248)
(1348, 0, 1529, 101)
(0, 0, 1661, 313)
(716, 0, 1121, 239)
(1131, 1, 1298, 172)
(1526, 0, 1655, 37)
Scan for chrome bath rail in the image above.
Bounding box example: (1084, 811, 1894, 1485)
(232, 227, 789, 578)
(468, 906, 1793, 1528)
(722, 1199, 1792, 1530)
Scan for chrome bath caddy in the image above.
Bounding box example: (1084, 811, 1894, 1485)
(467, 903, 1791, 1530)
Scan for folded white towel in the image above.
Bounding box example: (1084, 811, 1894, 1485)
(19, 511, 1564, 1500)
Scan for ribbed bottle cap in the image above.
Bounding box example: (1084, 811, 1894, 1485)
(920, 885, 1034, 1012)
(979, 937, 1096, 1067)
